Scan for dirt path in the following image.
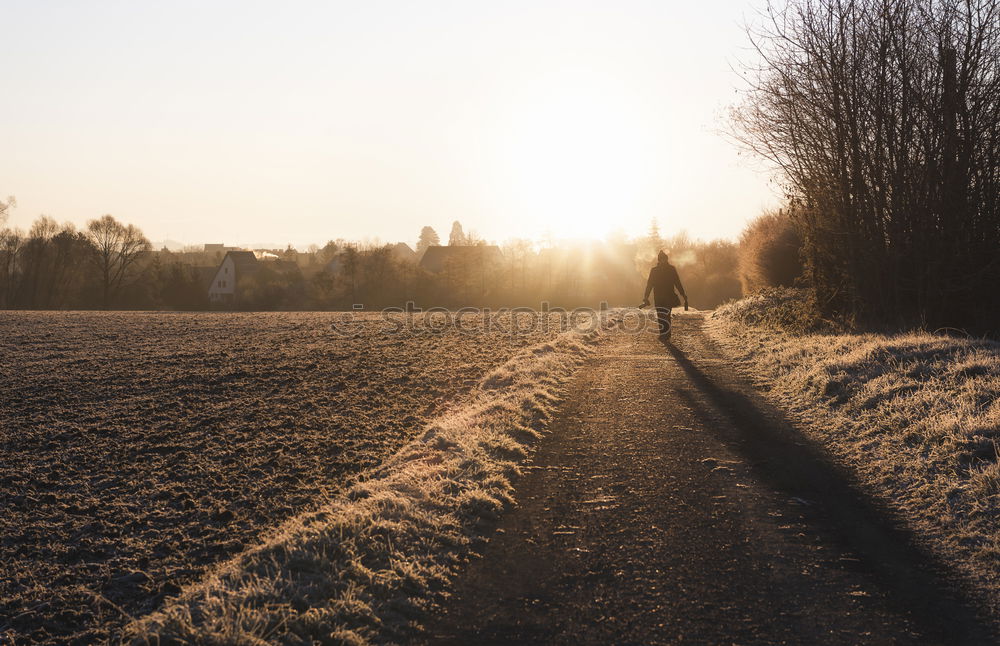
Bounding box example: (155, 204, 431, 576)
(423, 313, 995, 645)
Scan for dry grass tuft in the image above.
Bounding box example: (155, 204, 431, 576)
(709, 290, 1000, 609)
(128, 329, 597, 645)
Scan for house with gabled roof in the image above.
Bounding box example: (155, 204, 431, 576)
(208, 251, 259, 305)
(418, 245, 504, 300)
(390, 242, 418, 264)
(418, 245, 502, 274)
(208, 250, 304, 307)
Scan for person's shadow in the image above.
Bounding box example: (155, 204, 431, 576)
(655, 334, 995, 645)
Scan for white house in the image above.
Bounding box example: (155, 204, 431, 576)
(208, 251, 259, 305)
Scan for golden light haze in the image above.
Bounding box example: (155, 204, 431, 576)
(1, 1, 778, 247)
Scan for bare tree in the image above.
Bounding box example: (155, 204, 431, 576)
(87, 214, 151, 308)
(48, 225, 91, 308)
(645, 218, 664, 258)
(464, 229, 486, 245)
(502, 238, 534, 292)
(733, 0, 1000, 331)
(338, 244, 360, 305)
(19, 217, 92, 308)
(0, 228, 23, 308)
(0, 195, 14, 228)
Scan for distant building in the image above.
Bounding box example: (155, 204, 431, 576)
(204, 243, 241, 254)
(323, 242, 419, 276)
(390, 242, 418, 264)
(418, 245, 503, 274)
(207, 250, 302, 307)
(208, 251, 259, 305)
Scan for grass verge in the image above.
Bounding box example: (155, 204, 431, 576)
(708, 289, 1000, 612)
(128, 329, 597, 645)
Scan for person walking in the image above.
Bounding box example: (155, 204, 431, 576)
(642, 250, 688, 340)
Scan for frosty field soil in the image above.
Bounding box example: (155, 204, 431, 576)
(0, 311, 566, 645)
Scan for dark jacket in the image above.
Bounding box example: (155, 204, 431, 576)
(645, 262, 686, 308)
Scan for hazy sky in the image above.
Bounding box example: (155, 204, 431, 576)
(2, 1, 779, 248)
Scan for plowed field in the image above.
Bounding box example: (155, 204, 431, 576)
(0, 311, 565, 644)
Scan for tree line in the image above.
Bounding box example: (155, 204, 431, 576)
(0, 205, 152, 309)
(0, 208, 747, 311)
(219, 222, 744, 311)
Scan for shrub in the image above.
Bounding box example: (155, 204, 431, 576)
(714, 287, 840, 335)
(738, 210, 802, 294)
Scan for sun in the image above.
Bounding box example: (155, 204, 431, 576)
(492, 83, 656, 241)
